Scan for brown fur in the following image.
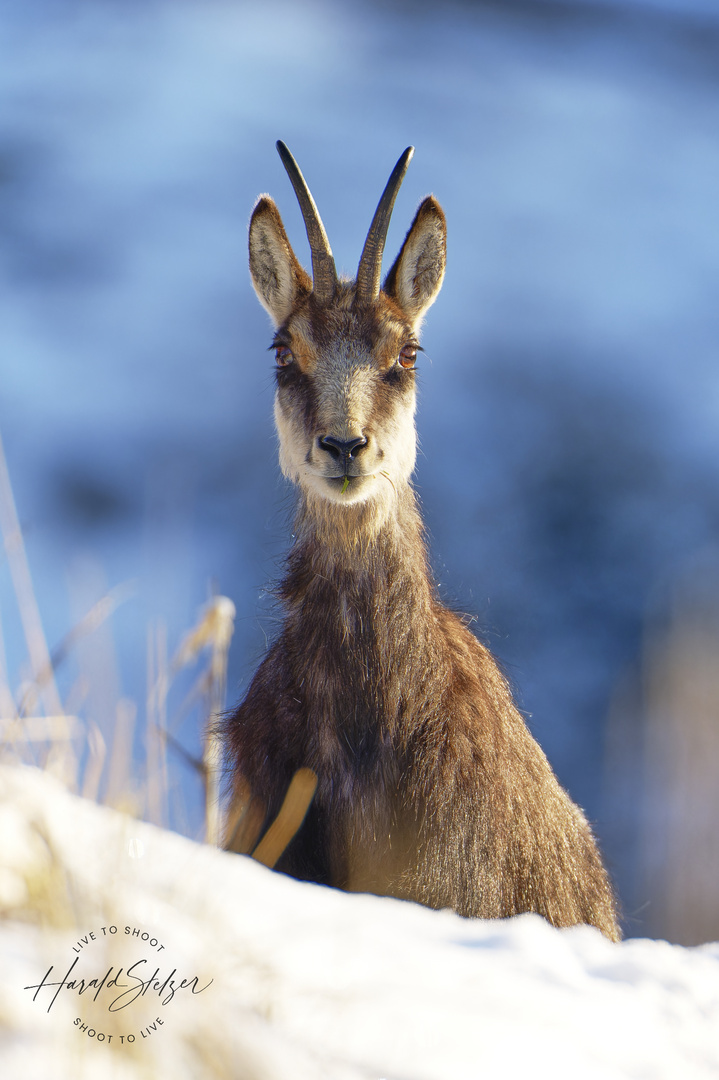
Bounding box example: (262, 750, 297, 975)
(223, 149, 620, 940)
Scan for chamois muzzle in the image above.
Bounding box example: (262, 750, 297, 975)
(318, 435, 368, 472)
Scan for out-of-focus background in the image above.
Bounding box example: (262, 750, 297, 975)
(1, 0, 718, 944)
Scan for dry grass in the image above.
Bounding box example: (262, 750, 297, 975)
(0, 425, 313, 880)
(0, 426, 234, 845)
(604, 555, 719, 945)
(638, 563, 719, 945)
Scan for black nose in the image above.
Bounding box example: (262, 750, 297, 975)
(318, 435, 368, 462)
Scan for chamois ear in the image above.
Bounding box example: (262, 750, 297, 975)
(249, 197, 312, 326)
(383, 196, 446, 329)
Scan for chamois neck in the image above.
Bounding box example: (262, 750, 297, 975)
(281, 483, 434, 618)
(279, 482, 441, 738)
(292, 484, 424, 563)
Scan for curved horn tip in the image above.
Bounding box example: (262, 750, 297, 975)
(388, 146, 415, 184)
(355, 144, 417, 304)
(273, 139, 338, 303)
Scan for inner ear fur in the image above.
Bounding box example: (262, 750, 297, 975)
(383, 197, 446, 328)
(249, 197, 312, 325)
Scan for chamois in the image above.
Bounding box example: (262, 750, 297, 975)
(223, 142, 620, 941)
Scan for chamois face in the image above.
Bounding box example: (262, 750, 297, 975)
(271, 288, 420, 505)
(248, 160, 446, 508)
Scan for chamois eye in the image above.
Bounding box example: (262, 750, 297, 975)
(398, 345, 417, 369)
(275, 345, 293, 367)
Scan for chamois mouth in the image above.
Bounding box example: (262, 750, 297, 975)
(302, 458, 385, 504)
(326, 473, 372, 490)
(306, 465, 371, 481)
(308, 470, 378, 504)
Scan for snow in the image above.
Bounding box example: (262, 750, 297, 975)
(1, 764, 717, 1079)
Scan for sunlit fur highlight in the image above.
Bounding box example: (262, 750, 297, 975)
(224, 157, 620, 941)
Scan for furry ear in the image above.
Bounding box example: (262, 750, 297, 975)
(249, 197, 312, 325)
(383, 197, 446, 329)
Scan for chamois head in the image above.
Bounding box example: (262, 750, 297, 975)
(249, 142, 446, 509)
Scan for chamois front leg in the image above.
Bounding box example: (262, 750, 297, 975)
(223, 648, 301, 844)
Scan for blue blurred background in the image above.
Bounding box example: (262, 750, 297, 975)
(2, 0, 719, 942)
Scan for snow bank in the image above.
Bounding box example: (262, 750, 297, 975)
(0, 765, 717, 1079)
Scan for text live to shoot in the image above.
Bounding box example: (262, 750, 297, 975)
(23, 924, 213, 1046)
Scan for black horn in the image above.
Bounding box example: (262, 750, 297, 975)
(276, 140, 338, 304)
(356, 146, 414, 304)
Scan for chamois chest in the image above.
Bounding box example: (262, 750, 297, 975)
(279, 535, 442, 785)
